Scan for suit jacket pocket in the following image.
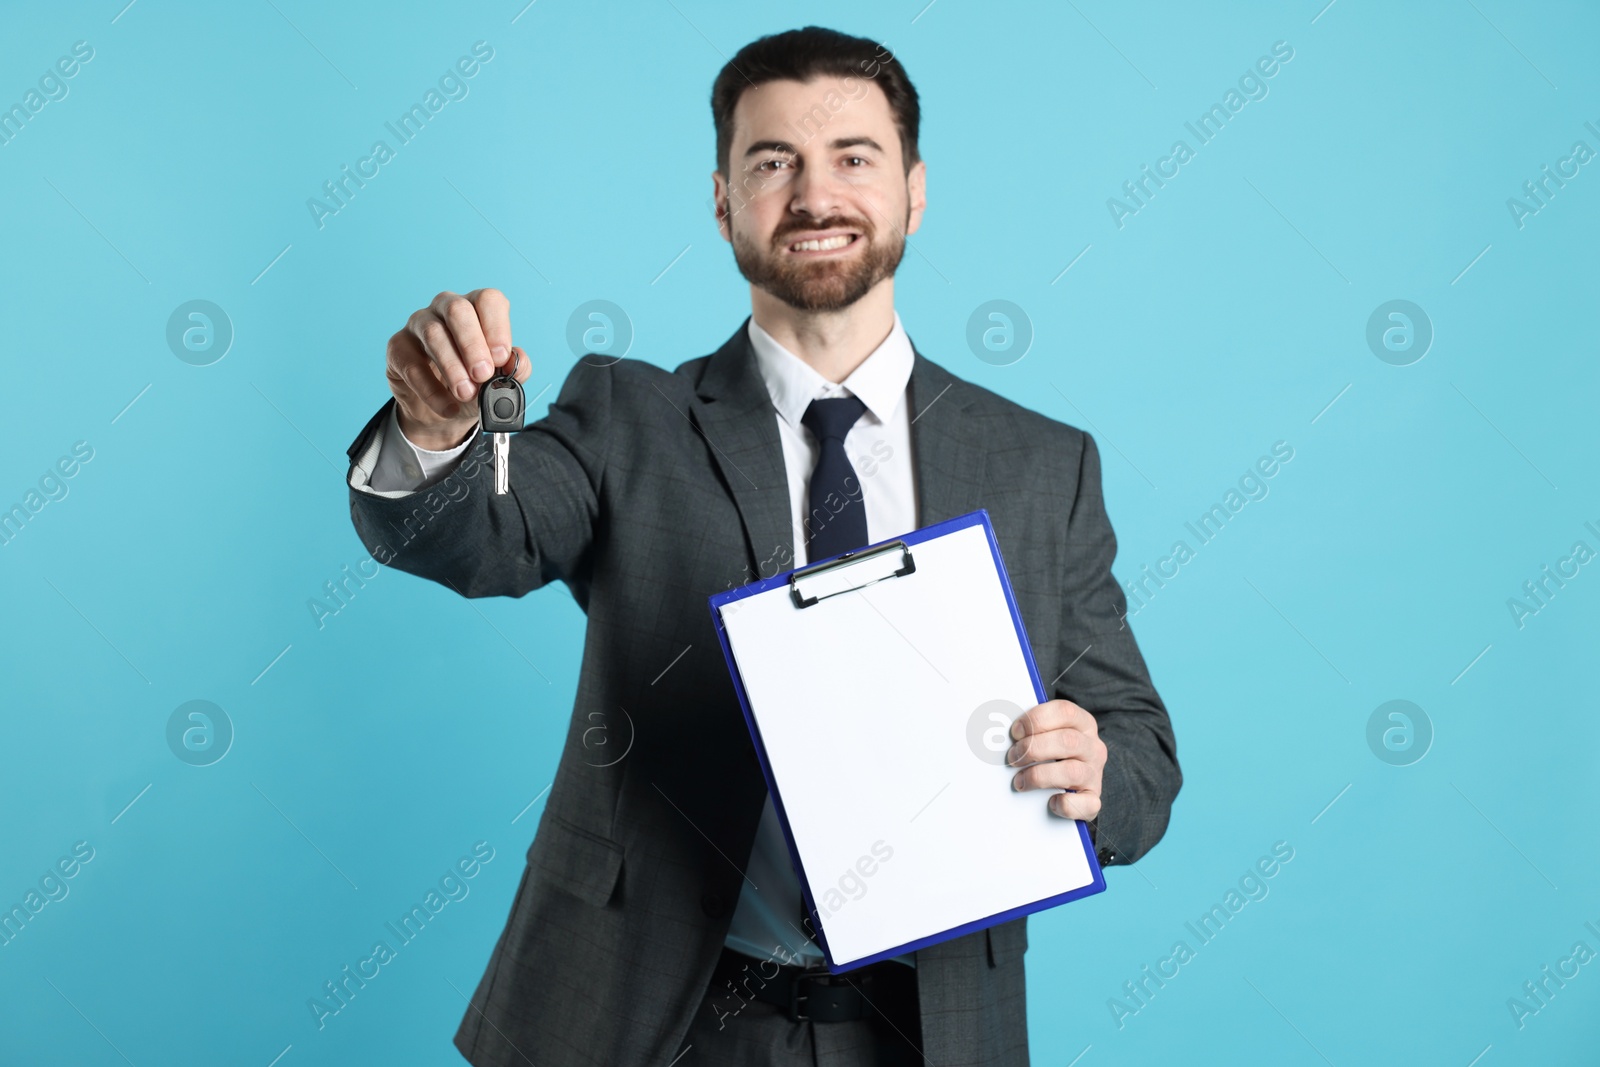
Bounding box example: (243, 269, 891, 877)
(525, 812, 624, 908)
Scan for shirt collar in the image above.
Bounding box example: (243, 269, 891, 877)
(747, 310, 914, 430)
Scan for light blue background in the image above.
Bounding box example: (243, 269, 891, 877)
(2, 1, 1596, 1064)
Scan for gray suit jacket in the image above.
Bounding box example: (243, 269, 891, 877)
(343, 318, 1181, 1066)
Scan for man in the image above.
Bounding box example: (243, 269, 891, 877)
(344, 25, 1179, 1067)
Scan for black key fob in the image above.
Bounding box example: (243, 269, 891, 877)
(478, 374, 525, 433)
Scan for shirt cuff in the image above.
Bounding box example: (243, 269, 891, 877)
(350, 404, 478, 497)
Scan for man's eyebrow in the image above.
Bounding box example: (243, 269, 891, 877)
(742, 135, 885, 157)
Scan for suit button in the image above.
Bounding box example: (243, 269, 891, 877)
(700, 891, 727, 918)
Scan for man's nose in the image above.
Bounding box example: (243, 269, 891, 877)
(788, 162, 844, 219)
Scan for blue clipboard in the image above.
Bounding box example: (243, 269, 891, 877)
(708, 508, 1105, 972)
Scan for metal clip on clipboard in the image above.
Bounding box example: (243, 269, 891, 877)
(789, 540, 916, 609)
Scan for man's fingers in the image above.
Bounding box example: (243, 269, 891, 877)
(434, 291, 496, 389)
(1003, 703, 1108, 821)
(466, 288, 514, 374)
(409, 304, 474, 402)
(1006, 727, 1100, 767)
(1050, 790, 1101, 822)
(1011, 758, 1098, 794)
(1010, 699, 1096, 742)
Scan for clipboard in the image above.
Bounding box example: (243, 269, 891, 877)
(708, 508, 1105, 972)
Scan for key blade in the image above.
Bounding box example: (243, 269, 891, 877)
(494, 432, 509, 494)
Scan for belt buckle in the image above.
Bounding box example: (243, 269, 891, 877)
(787, 962, 835, 1023)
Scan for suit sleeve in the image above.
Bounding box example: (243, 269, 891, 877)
(343, 359, 612, 601)
(1053, 431, 1181, 867)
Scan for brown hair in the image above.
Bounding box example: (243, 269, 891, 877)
(710, 26, 921, 178)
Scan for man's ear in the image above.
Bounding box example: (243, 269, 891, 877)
(905, 159, 928, 237)
(711, 170, 732, 242)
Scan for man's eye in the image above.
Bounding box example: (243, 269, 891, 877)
(758, 158, 792, 172)
(844, 156, 868, 166)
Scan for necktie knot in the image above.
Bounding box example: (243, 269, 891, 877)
(801, 395, 867, 443)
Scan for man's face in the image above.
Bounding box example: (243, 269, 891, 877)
(714, 76, 927, 312)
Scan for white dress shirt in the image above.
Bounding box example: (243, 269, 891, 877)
(347, 313, 921, 966)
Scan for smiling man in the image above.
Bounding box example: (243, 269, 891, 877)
(344, 24, 1179, 1067)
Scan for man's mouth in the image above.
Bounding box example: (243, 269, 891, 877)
(784, 231, 861, 254)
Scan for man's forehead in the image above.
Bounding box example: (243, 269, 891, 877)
(731, 76, 893, 137)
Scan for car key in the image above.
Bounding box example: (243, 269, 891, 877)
(478, 372, 525, 495)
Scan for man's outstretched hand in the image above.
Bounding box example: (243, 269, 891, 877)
(386, 288, 533, 451)
(1006, 699, 1106, 822)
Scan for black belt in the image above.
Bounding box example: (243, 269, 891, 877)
(709, 945, 912, 1023)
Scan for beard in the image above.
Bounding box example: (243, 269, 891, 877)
(731, 209, 907, 312)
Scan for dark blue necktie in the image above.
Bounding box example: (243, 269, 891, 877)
(801, 395, 869, 563)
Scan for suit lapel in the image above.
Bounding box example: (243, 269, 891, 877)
(691, 320, 989, 577)
(907, 345, 988, 527)
(690, 320, 795, 578)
